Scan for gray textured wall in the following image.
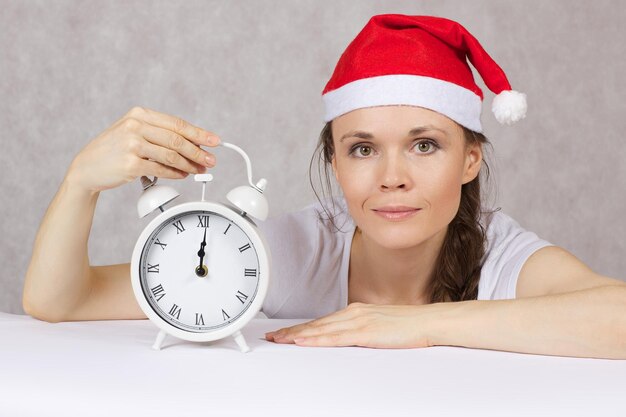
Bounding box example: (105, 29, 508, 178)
(1, 0, 625, 314)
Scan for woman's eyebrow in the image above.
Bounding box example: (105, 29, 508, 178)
(409, 125, 448, 135)
(339, 125, 447, 143)
(339, 131, 373, 142)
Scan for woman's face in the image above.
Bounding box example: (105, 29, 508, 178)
(331, 105, 483, 250)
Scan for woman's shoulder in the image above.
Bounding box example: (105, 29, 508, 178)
(478, 208, 555, 300)
(480, 208, 517, 243)
(479, 208, 546, 255)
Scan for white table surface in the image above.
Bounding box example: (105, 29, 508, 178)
(1, 311, 624, 417)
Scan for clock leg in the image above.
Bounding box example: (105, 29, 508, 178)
(152, 329, 167, 350)
(232, 330, 250, 353)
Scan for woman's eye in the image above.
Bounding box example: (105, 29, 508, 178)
(349, 145, 373, 157)
(416, 142, 431, 153)
(356, 146, 372, 157)
(414, 140, 438, 154)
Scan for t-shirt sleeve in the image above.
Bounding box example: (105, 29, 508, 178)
(253, 197, 350, 319)
(254, 204, 322, 318)
(478, 211, 555, 300)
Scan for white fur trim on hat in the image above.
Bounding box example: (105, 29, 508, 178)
(322, 74, 484, 132)
(491, 90, 527, 125)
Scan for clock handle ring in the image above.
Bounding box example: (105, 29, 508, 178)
(219, 142, 266, 193)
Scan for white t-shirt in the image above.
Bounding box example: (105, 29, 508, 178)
(257, 196, 554, 319)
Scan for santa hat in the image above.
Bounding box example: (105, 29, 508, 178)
(321, 14, 527, 132)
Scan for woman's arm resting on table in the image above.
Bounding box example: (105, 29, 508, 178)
(267, 246, 626, 359)
(434, 245, 626, 359)
(435, 284, 626, 359)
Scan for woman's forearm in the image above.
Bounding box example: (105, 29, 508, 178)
(433, 285, 626, 359)
(22, 169, 99, 322)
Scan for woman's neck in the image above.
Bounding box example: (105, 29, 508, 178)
(348, 225, 447, 305)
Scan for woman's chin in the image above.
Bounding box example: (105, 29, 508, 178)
(364, 228, 430, 250)
(357, 217, 449, 251)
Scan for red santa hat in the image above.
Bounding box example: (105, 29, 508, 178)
(321, 14, 527, 133)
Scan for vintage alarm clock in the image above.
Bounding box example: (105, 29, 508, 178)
(130, 141, 271, 353)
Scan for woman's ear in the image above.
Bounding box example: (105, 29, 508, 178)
(462, 141, 483, 184)
(331, 155, 339, 182)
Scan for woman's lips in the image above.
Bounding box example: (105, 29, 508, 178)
(372, 208, 421, 220)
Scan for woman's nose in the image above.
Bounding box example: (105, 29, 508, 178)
(379, 153, 411, 190)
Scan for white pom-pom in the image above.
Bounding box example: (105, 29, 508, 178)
(491, 90, 527, 125)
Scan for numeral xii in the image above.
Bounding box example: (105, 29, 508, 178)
(197, 215, 209, 228)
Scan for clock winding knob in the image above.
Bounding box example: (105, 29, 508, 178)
(136, 176, 180, 218)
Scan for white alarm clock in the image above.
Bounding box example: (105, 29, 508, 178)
(130, 142, 271, 353)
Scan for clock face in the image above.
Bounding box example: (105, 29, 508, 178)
(139, 210, 261, 333)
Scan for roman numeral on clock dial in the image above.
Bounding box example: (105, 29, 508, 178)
(238, 243, 251, 252)
(150, 284, 166, 302)
(168, 304, 181, 320)
(148, 264, 159, 273)
(236, 290, 248, 304)
(173, 220, 185, 234)
(154, 239, 167, 250)
(197, 215, 209, 228)
(244, 268, 257, 277)
(195, 313, 205, 326)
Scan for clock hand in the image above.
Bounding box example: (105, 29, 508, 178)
(197, 228, 207, 259)
(196, 228, 208, 276)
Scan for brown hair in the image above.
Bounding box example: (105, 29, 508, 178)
(308, 121, 499, 303)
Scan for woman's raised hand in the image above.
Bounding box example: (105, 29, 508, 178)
(65, 106, 220, 193)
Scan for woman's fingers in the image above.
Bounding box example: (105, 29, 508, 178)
(124, 106, 221, 147)
(137, 140, 206, 175)
(266, 304, 366, 340)
(269, 320, 355, 342)
(65, 107, 221, 194)
(137, 124, 215, 172)
(137, 158, 190, 180)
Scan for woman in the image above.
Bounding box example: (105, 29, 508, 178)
(22, 15, 626, 359)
